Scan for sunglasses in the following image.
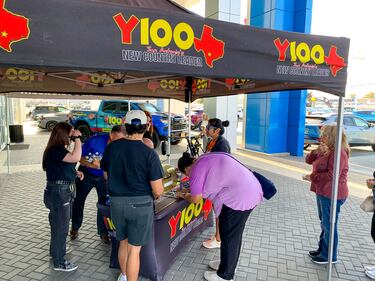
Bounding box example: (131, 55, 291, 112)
(206, 125, 216, 130)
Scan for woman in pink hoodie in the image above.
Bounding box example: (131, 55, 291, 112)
(304, 125, 350, 265)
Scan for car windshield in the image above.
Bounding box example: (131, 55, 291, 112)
(138, 103, 160, 113)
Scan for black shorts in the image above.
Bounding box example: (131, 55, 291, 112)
(110, 196, 154, 246)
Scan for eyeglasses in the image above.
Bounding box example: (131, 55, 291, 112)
(206, 125, 216, 130)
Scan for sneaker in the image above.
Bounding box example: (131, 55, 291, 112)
(366, 269, 375, 279)
(53, 260, 78, 272)
(100, 234, 110, 244)
(117, 273, 127, 281)
(310, 255, 337, 265)
(208, 260, 220, 271)
(203, 271, 232, 281)
(308, 250, 320, 258)
(70, 229, 79, 240)
(202, 236, 221, 249)
(365, 265, 375, 271)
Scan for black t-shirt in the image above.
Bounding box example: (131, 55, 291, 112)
(44, 145, 77, 181)
(211, 135, 231, 153)
(101, 139, 164, 197)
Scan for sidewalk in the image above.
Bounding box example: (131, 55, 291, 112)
(0, 130, 374, 280)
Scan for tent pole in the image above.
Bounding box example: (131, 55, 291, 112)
(188, 95, 191, 142)
(5, 93, 10, 174)
(167, 99, 171, 165)
(326, 95, 344, 281)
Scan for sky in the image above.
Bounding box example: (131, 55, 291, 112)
(189, 0, 375, 98)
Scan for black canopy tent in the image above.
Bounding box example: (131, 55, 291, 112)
(0, 0, 349, 100)
(0, 0, 350, 279)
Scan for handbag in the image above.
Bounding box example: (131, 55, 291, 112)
(251, 170, 277, 200)
(360, 193, 375, 212)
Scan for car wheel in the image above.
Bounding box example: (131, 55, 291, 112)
(152, 131, 160, 149)
(76, 124, 91, 142)
(46, 121, 58, 132)
(372, 144, 375, 152)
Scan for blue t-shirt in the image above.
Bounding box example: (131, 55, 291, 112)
(101, 139, 164, 197)
(81, 134, 110, 177)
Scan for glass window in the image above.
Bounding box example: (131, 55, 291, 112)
(137, 103, 160, 113)
(57, 107, 68, 112)
(343, 117, 355, 126)
(102, 102, 117, 113)
(118, 102, 129, 114)
(353, 117, 369, 127)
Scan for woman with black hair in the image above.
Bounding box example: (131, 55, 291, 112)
(42, 122, 83, 272)
(177, 152, 263, 281)
(205, 118, 231, 153)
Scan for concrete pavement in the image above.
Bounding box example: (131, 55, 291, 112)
(0, 127, 374, 281)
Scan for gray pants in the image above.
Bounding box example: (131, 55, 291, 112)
(110, 196, 154, 246)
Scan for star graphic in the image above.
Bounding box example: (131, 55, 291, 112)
(1, 31, 8, 37)
(324, 46, 347, 77)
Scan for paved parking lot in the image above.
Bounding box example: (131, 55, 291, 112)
(0, 126, 375, 280)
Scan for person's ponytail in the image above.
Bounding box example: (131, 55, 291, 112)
(222, 120, 230, 127)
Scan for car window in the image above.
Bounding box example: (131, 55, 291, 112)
(102, 102, 117, 113)
(118, 102, 129, 114)
(343, 117, 355, 126)
(305, 117, 326, 125)
(353, 117, 369, 127)
(137, 103, 160, 113)
(57, 107, 67, 112)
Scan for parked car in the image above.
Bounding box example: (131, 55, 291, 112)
(37, 112, 70, 131)
(304, 113, 375, 151)
(69, 100, 187, 147)
(29, 106, 70, 120)
(352, 110, 375, 124)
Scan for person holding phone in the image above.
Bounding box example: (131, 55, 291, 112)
(42, 122, 83, 272)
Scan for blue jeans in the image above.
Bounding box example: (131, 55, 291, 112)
(71, 172, 108, 235)
(44, 184, 74, 267)
(316, 195, 345, 261)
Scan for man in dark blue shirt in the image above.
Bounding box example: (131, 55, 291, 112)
(70, 125, 125, 243)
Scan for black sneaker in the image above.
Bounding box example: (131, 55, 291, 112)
(311, 255, 337, 265)
(308, 250, 320, 258)
(53, 260, 78, 272)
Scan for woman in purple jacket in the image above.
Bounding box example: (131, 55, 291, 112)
(304, 125, 350, 265)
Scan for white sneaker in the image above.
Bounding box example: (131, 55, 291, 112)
(203, 271, 232, 281)
(203, 236, 221, 249)
(208, 260, 220, 271)
(117, 273, 127, 281)
(365, 265, 375, 271)
(366, 269, 375, 280)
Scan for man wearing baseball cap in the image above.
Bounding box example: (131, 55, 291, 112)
(100, 110, 164, 281)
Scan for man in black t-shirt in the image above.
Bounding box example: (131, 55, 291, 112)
(101, 110, 164, 281)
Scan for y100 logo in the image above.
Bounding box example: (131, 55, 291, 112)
(274, 38, 346, 76)
(168, 199, 212, 238)
(113, 13, 225, 68)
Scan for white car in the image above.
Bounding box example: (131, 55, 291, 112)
(37, 112, 70, 131)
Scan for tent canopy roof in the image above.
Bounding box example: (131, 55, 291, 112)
(0, 0, 350, 101)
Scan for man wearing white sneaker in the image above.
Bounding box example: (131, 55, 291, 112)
(177, 152, 263, 281)
(365, 172, 375, 279)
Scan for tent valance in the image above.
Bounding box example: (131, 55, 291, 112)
(0, 0, 349, 100)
